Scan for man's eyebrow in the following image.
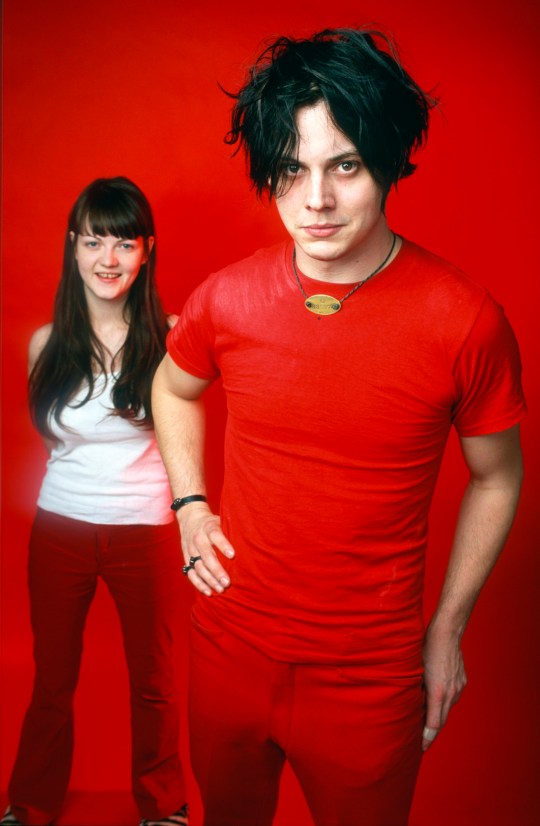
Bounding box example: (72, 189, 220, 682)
(279, 151, 362, 165)
(329, 151, 362, 162)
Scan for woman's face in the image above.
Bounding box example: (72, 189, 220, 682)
(72, 230, 153, 306)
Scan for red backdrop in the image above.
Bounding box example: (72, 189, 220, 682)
(2, 1, 539, 824)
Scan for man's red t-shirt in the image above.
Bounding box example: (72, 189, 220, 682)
(168, 239, 526, 673)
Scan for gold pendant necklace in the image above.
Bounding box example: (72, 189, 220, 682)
(293, 233, 397, 316)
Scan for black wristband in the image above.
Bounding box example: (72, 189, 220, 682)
(170, 494, 207, 512)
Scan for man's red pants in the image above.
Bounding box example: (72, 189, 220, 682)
(8, 508, 186, 825)
(189, 609, 424, 826)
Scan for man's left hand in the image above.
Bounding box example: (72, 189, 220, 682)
(422, 624, 467, 751)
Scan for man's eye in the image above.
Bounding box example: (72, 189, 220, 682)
(283, 163, 300, 176)
(338, 161, 358, 172)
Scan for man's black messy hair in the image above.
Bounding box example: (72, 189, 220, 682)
(224, 28, 436, 199)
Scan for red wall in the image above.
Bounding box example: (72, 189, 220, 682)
(2, 1, 539, 824)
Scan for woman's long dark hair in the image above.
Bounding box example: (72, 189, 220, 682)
(29, 176, 168, 438)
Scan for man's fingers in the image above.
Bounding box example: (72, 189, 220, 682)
(182, 532, 232, 593)
(208, 526, 235, 559)
(185, 565, 215, 598)
(183, 552, 229, 593)
(422, 726, 438, 742)
(190, 522, 235, 563)
(423, 688, 444, 751)
(197, 555, 230, 591)
(422, 725, 439, 751)
(181, 555, 202, 576)
(178, 510, 235, 595)
(422, 682, 463, 751)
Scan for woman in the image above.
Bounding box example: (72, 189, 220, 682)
(2, 177, 188, 826)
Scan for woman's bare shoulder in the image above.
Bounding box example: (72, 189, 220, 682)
(28, 323, 53, 371)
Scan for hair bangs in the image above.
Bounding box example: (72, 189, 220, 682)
(83, 202, 146, 240)
(69, 176, 154, 240)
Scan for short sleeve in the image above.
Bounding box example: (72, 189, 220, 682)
(167, 279, 220, 381)
(452, 294, 527, 436)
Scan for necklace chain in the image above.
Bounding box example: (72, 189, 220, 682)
(292, 232, 397, 315)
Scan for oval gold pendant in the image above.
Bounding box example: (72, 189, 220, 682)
(305, 295, 342, 315)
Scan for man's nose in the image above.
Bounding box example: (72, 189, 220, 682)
(305, 173, 335, 210)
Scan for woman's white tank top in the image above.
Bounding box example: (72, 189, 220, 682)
(37, 374, 173, 525)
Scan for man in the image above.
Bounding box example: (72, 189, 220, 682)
(152, 29, 525, 826)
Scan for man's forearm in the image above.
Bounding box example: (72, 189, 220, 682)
(429, 467, 522, 637)
(151, 356, 235, 596)
(154, 392, 207, 499)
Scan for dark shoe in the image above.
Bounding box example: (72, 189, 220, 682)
(0, 808, 23, 826)
(139, 803, 188, 826)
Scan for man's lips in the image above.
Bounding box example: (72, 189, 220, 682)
(302, 224, 343, 237)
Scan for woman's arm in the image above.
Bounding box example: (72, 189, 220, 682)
(28, 323, 56, 454)
(28, 323, 53, 374)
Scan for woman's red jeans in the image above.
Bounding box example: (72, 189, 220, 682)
(8, 508, 186, 825)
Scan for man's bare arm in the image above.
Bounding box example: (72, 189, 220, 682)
(422, 424, 523, 751)
(152, 354, 235, 597)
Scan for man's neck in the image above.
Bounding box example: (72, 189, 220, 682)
(293, 223, 398, 284)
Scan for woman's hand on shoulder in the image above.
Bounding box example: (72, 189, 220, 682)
(28, 323, 53, 376)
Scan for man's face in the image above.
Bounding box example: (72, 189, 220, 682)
(274, 101, 387, 281)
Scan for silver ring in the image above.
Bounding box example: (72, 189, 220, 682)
(182, 555, 202, 575)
